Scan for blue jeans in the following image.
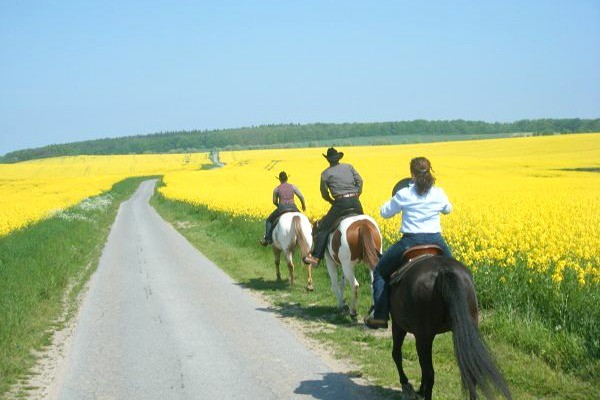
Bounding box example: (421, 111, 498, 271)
(372, 233, 452, 320)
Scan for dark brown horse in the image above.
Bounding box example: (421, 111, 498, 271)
(389, 255, 511, 400)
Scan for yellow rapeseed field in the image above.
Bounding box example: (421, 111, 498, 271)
(160, 133, 600, 286)
(0, 153, 209, 236)
(1, 134, 598, 286)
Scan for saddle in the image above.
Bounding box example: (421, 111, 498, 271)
(390, 244, 444, 286)
(272, 209, 298, 229)
(326, 208, 362, 234)
(312, 208, 362, 237)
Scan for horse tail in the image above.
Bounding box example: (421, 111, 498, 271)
(292, 215, 310, 258)
(358, 222, 381, 269)
(439, 267, 512, 399)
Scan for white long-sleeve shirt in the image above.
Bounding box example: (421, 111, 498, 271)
(380, 183, 452, 234)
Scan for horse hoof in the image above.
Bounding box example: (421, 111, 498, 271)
(340, 304, 350, 314)
(401, 383, 415, 396)
(276, 275, 282, 281)
(306, 285, 314, 292)
(399, 384, 421, 399)
(349, 311, 358, 320)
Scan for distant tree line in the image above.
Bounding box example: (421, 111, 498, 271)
(1, 118, 599, 163)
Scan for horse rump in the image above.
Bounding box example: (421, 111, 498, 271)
(439, 265, 511, 399)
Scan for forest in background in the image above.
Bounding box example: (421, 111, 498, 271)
(2, 118, 599, 163)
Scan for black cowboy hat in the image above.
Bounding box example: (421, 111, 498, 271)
(323, 147, 344, 161)
(277, 171, 288, 181)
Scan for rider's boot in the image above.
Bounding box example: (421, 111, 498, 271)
(364, 277, 389, 329)
(363, 314, 388, 329)
(302, 254, 320, 267)
(260, 221, 273, 246)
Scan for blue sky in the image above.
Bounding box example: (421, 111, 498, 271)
(1, 0, 599, 155)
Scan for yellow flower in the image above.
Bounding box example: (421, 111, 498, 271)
(2, 133, 599, 289)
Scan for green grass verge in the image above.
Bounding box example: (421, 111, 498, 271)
(474, 263, 599, 378)
(0, 176, 154, 398)
(151, 190, 599, 399)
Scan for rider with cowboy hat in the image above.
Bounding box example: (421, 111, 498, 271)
(303, 147, 364, 266)
(260, 171, 306, 246)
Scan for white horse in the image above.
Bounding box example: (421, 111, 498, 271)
(321, 215, 382, 318)
(271, 212, 314, 290)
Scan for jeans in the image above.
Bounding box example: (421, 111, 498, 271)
(264, 204, 299, 241)
(372, 232, 452, 320)
(312, 197, 363, 259)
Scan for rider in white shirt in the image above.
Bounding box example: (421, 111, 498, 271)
(364, 157, 453, 329)
(381, 181, 452, 234)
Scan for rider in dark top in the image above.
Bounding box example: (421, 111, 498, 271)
(260, 171, 306, 246)
(303, 147, 364, 266)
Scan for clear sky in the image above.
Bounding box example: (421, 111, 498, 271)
(1, 0, 599, 155)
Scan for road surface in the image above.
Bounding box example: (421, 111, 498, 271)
(54, 180, 385, 399)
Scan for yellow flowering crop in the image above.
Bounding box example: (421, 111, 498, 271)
(0, 153, 208, 236)
(1, 134, 598, 286)
(160, 133, 600, 286)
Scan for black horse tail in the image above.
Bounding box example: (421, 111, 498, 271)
(439, 267, 512, 399)
(292, 215, 310, 258)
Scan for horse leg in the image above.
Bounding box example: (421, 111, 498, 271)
(273, 247, 282, 281)
(305, 262, 314, 292)
(392, 321, 414, 396)
(285, 250, 295, 286)
(415, 334, 435, 400)
(324, 253, 345, 311)
(341, 261, 359, 319)
(339, 271, 346, 298)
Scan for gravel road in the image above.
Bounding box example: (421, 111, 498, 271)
(53, 180, 385, 399)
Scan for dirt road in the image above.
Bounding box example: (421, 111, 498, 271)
(49, 180, 384, 399)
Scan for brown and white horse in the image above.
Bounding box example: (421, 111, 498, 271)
(321, 215, 382, 318)
(271, 212, 314, 290)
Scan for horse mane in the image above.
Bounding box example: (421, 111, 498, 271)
(292, 215, 310, 258)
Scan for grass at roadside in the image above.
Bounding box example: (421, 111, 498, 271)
(152, 190, 599, 399)
(0, 177, 154, 398)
